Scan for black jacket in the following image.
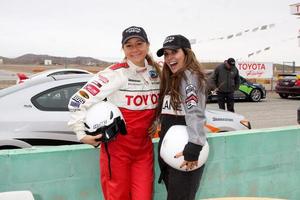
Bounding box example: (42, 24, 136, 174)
(212, 63, 240, 93)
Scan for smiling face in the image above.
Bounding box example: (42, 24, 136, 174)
(123, 37, 149, 67)
(163, 48, 186, 73)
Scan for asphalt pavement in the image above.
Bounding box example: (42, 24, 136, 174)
(206, 91, 300, 130)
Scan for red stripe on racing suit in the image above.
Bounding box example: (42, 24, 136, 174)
(109, 62, 129, 70)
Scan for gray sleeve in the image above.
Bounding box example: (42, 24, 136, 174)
(180, 70, 207, 146)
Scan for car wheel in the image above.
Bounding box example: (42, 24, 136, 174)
(279, 93, 289, 99)
(249, 89, 262, 102)
(0, 139, 32, 150)
(0, 145, 22, 150)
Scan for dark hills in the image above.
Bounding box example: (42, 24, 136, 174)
(0, 54, 112, 67)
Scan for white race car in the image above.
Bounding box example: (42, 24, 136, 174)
(0, 74, 251, 149)
(16, 68, 92, 84)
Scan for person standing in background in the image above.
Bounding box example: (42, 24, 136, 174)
(211, 57, 240, 112)
(68, 26, 160, 200)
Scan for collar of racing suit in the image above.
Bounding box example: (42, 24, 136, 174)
(126, 59, 151, 85)
(126, 59, 148, 73)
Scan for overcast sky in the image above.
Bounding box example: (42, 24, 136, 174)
(0, 0, 299, 64)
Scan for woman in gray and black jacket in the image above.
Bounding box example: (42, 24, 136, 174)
(155, 34, 207, 200)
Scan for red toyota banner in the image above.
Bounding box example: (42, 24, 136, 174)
(237, 62, 273, 78)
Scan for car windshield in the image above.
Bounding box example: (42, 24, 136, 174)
(278, 74, 297, 80)
(278, 74, 300, 80)
(28, 69, 90, 79)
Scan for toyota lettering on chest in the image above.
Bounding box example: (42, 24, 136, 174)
(125, 93, 159, 106)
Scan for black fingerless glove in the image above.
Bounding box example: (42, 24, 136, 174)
(183, 142, 203, 161)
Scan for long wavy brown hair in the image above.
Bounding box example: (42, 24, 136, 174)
(157, 48, 206, 116)
(145, 54, 162, 77)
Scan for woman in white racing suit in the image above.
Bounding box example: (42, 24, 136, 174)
(68, 26, 160, 200)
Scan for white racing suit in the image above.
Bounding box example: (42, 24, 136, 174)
(68, 59, 160, 200)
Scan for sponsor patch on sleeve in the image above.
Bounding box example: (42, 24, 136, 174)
(98, 74, 109, 84)
(72, 95, 86, 104)
(185, 84, 198, 109)
(84, 84, 100, 96)
(70, 100, 81, 108)
(149, 69, 158, 79)
(79, 90, 90, 99)
(92, 80, 103, 88)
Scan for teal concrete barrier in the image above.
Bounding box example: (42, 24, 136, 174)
(0, 125, 299, 200)
(0, 145, 103, 200)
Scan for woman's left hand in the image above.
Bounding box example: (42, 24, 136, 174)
(174, 152, 198, 171)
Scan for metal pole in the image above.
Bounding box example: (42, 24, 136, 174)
(293, 61, 296, 73)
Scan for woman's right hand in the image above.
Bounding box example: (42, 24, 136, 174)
(80, 134, 103, 147)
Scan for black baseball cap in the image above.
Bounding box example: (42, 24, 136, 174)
(227, 58, 236, 66)
(156, 35, 191, 57)
(121, 26, 149, 45)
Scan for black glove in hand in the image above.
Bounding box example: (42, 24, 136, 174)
(183, 142, 203, 161)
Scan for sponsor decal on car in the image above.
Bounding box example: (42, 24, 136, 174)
(212, 117, 233, 122)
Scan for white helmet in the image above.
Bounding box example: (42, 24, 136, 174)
(160, 125, 209, 171)
(84, 101, 126, 142)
